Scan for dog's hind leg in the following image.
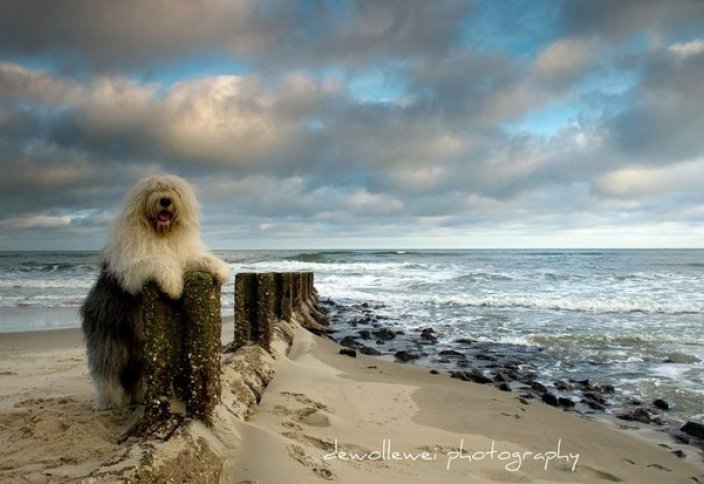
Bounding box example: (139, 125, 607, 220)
(94, 376, 129, 410)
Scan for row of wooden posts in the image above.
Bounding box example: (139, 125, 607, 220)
(139, 271, 322, 430)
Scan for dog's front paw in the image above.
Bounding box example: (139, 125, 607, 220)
(210, 259, 230, 285)
(157, 271, 184, 299)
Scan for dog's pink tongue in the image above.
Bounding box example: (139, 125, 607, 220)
(157, 211, 172, 222)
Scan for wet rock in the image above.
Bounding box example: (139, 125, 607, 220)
(530, 381, 548, 394)
(652, 399, 669, 411)
(475, 354, 497, 361)
(597, 384, 616, 394)
(420, 329, 438, 343)
(467, 369, 492, 384)
(361, 302, 369, 308)
(340, 336, 359, 348)
(627, 397, 642, 406)
(358, 346, 382, 356)
(558, 397, 575, 408)
(429, 369, 440, 375)
(671, 449, 686, 458)
(439, 349, 465, 358)
(582, 391, 606, 405)
(394, 350, 420, 362)
(339, 348, 357, 358)
(542, 393, 559, 406)
(617, 408, 651, 424)
(518, 397, 530, 405)
(554, 380, 572, 391)
(497, 382, 512, 392)
(680, 421, 704, 438)
(454, 338, 475, 345)
(372, 328, 397, 341)
(358, 329, 371, 340)
(573, 378, 591, 389)
(395, 330, 405, 335)
(584, 400, 605, 411)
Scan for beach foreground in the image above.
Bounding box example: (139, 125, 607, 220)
(0, 319, 702, 483)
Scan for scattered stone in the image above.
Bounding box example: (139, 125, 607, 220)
(518, 397, 530, 405)
(339, 336, 359, 348)
(358, 346, 382, 356)
(582, 391, 606, 405)
(467, 369, 493, 384)
(439, 349, 465, 358)
(530, 381, 548, 394)
(394, 350, 420, 362)
(652, 399, 669, 411)
(680, 421, 704, 438)
(475, 354, 496, 361)
(421, 331, 438, 343)
(372, 328, 396, 341)
(339, 348, 357, 358)
(429, 369, 440, 375)
(558, 397, 575, 407)
(395, 330, 405, 335)
(497, 382, 511, 392)
(519, 392, 535, 400)
(454, 338, 475, 345)
(358, 329, 371, 340)
(671, 449, 686, 459)
(574, 378, 591, 389)
(617, 408, 651, 424)
(598, 384, 616, 394)
(542, 393, 559, 406)
(554, 380, 572, 391)
(584, 400, 605, 411)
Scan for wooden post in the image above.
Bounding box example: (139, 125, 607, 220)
(234, 273, 256, 350)
(254, 273, 275, 351)
(181, 272, 222, 425)
(280, 272, 294, 322)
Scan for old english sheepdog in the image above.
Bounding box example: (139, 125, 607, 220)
(81, 174, 230, 410)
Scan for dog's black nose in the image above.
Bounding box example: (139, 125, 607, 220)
(159, 197, 171, 207)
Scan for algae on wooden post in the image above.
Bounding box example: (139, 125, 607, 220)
(292, 273, 303, 312)
(280, 272, 294, 322)
(180, 271, 222, 425)
(234, 273, 256, 350)
(141, 282, 182, 427)
(254, 273, 275, 351)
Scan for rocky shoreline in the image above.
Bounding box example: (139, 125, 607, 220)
(320, 298, 704, 456)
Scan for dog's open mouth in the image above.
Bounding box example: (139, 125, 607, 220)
(157, 210, 173, 223)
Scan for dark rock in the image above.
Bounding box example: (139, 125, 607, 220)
(467, 369, 492, 384)
(652, 399, 669, 411)
(542, 393, 559, 406)
(584, 400, 605, 411)
(420, 327, 435, 334)
(439, 349, 465, 358)
(475, 354, 496, 361)
(339, 348, 357, 358)
(558, 397, 575, 407)
(597, 384, 616, 394)
(670, 431, 690, 444)
(361, 302, 369, 308)
(627, 398, 642, 406)
(574, 378, 591, 389)
(680, 421, 704, 438)
(671, 450, 686, 459)
(358, 346, 382, 356)
(456, 360, 470, 368)
(582, 391, 606, 405)
(450, 371, 469, 381)
(530, 381, 548, 394)
(358, 329, 371, 340)
(497, 382, 512, 392)
(493, 372, 508, 383)
(454, 338, 475, 345)
(554, 380, 572, 391)
(421, 331, 438, 342)
(617, 408, 651, 424)
(372, 328, 397, 341)
(429, 369, 440, 375)
(518, 397, 530, 405)
(519, 392, 535, 400)
(340, 336, 360, 348)
(395, 330, 405, 335)
(394, 350, 420, 362)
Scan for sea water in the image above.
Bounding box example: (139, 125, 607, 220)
(1, 249, 702, 421)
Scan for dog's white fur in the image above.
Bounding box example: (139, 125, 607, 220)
(104, 174, 229, 298)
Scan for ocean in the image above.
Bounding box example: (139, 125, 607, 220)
(1, 249, 702, 422)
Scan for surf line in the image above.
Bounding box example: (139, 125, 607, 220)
(323, 439, 438, 462)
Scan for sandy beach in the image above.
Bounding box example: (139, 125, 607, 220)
(0, 316, 702, 483)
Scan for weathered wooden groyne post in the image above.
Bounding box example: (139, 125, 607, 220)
(140, 271, 222, 429)
(234, 271, 333, 346)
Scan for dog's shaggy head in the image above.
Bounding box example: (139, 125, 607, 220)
(120, 174, 199, 237)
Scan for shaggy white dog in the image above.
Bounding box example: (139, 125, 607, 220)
(81, 174, 229, 409)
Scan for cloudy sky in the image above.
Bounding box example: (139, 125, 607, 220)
(1, 0, 703, 250)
